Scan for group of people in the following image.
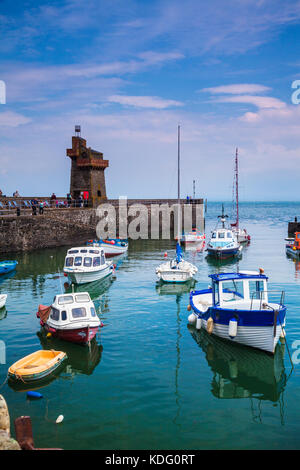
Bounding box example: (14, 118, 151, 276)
(0, 189, 19, 197)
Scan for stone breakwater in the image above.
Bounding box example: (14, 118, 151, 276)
(0, 395, 20, 450)
(0, 208, 97, 253)
(0, 199, 204, 253)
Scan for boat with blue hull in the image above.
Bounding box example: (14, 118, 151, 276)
(206, 205, 241, 259)
(187, 270, 286, 354)
(0, 260, 18, 275)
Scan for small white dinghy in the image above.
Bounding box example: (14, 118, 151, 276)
(156, 243, 198, 283)
(0, 294, 7, 309)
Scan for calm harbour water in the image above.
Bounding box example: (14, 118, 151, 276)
(1, 201, 300, 450)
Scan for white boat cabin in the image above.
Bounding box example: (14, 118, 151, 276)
(48, 292, 100, 327)
(211, 271, 269, 309)
(209, 228, 237, 247)
(64, 247, 106, 270)
(192, 271, 273, 313)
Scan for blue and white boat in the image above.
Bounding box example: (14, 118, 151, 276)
(187, 270, 286, 354)
(207, 205, 241, 259)
(0, 260, 18, 275)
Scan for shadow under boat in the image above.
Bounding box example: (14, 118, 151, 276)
(155, 279, 197, 296)
(37, 331, 103, 377)
(188, 325, 288, 403)
(205, 253, 242, 269)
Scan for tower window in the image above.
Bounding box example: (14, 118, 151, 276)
(97, 190, 101, 197)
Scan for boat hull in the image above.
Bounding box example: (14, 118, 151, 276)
(189, 304, 286, 354)
(0, 261, 18, 275)
(0, 294, 7, 309)
(43, 324, 99, 344)
(66, 266, 112, 285)
(158, 270, 195, 283)
(286, 246, 300, 258)
(207, 247, 240, 259)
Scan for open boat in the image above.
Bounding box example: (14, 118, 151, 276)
(187, 269, 286, 354)
(156, 125, 197, 283)
(87, 238, 128, 257)
(63, 246, 113, 284)
(0, 260, 18, 275)
(0, 294, 7, 308)
(207, 205, 241, 259)
(286, 232, 300, 258)
(156, 243, 198, 283)
(37, 292, 102, 344)
(231, 148, 250, 244)
(8, 350, 67, 383)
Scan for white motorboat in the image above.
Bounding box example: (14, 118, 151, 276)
(0, 294, 7, 308)
(87, 238, 128, 257)
(63, 247, 113, 285)
(37, 292, 102, 344)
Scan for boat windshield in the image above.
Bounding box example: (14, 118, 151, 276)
(75, 294, 90, 302)
(218, 232, 225, 239)
(72, 307, 87, 318)
(221, 280, 244, 302)
(74, 257, 82, 266)
(65, 257, 73, 267)
(227, 232, 232, 238)
(58, 295, 74, 305)
(212, 232, 217, 238)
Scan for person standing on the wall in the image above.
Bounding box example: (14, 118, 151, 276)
(83, 190, 89, 207)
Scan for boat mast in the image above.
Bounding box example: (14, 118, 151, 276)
(235, 147, 239, 229)
(177, 125, 181, 240)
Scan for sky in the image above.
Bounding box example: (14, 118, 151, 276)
(1, 0, 300, 201)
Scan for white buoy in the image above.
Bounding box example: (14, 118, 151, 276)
(196, 317, 202, 330)
(188, 313, 196, 325)
(229, 318, 238, 338)
(56, 415, 64, 424)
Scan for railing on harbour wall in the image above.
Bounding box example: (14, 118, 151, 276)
(0, 197, 203, 216)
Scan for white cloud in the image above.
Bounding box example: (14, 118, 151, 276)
(0, 111, 31, 127)
(107, 95, 184, 109)
(212, 94, 286, 109)
(201, 84, 271, 95)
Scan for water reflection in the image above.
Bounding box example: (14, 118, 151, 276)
(64, 276, 114, 301)
(37, 332, 103, 377)
(155, 279, 196, 296)
(0, 307, 7, 321)
(188, 326, 288, 424)
(205, 253, 241, 271)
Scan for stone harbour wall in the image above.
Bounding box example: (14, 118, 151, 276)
(0, 199, 204, 253)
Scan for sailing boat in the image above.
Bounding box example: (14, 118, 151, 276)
(156, 126, 198, 283)
(231, 148, 250, 244)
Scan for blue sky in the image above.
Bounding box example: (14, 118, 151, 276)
(1, 0, 300, 200)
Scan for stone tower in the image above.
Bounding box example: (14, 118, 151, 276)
(66, 126, 109, 206)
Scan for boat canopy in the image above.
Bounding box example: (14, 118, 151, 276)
(209, 271, 268, 283)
